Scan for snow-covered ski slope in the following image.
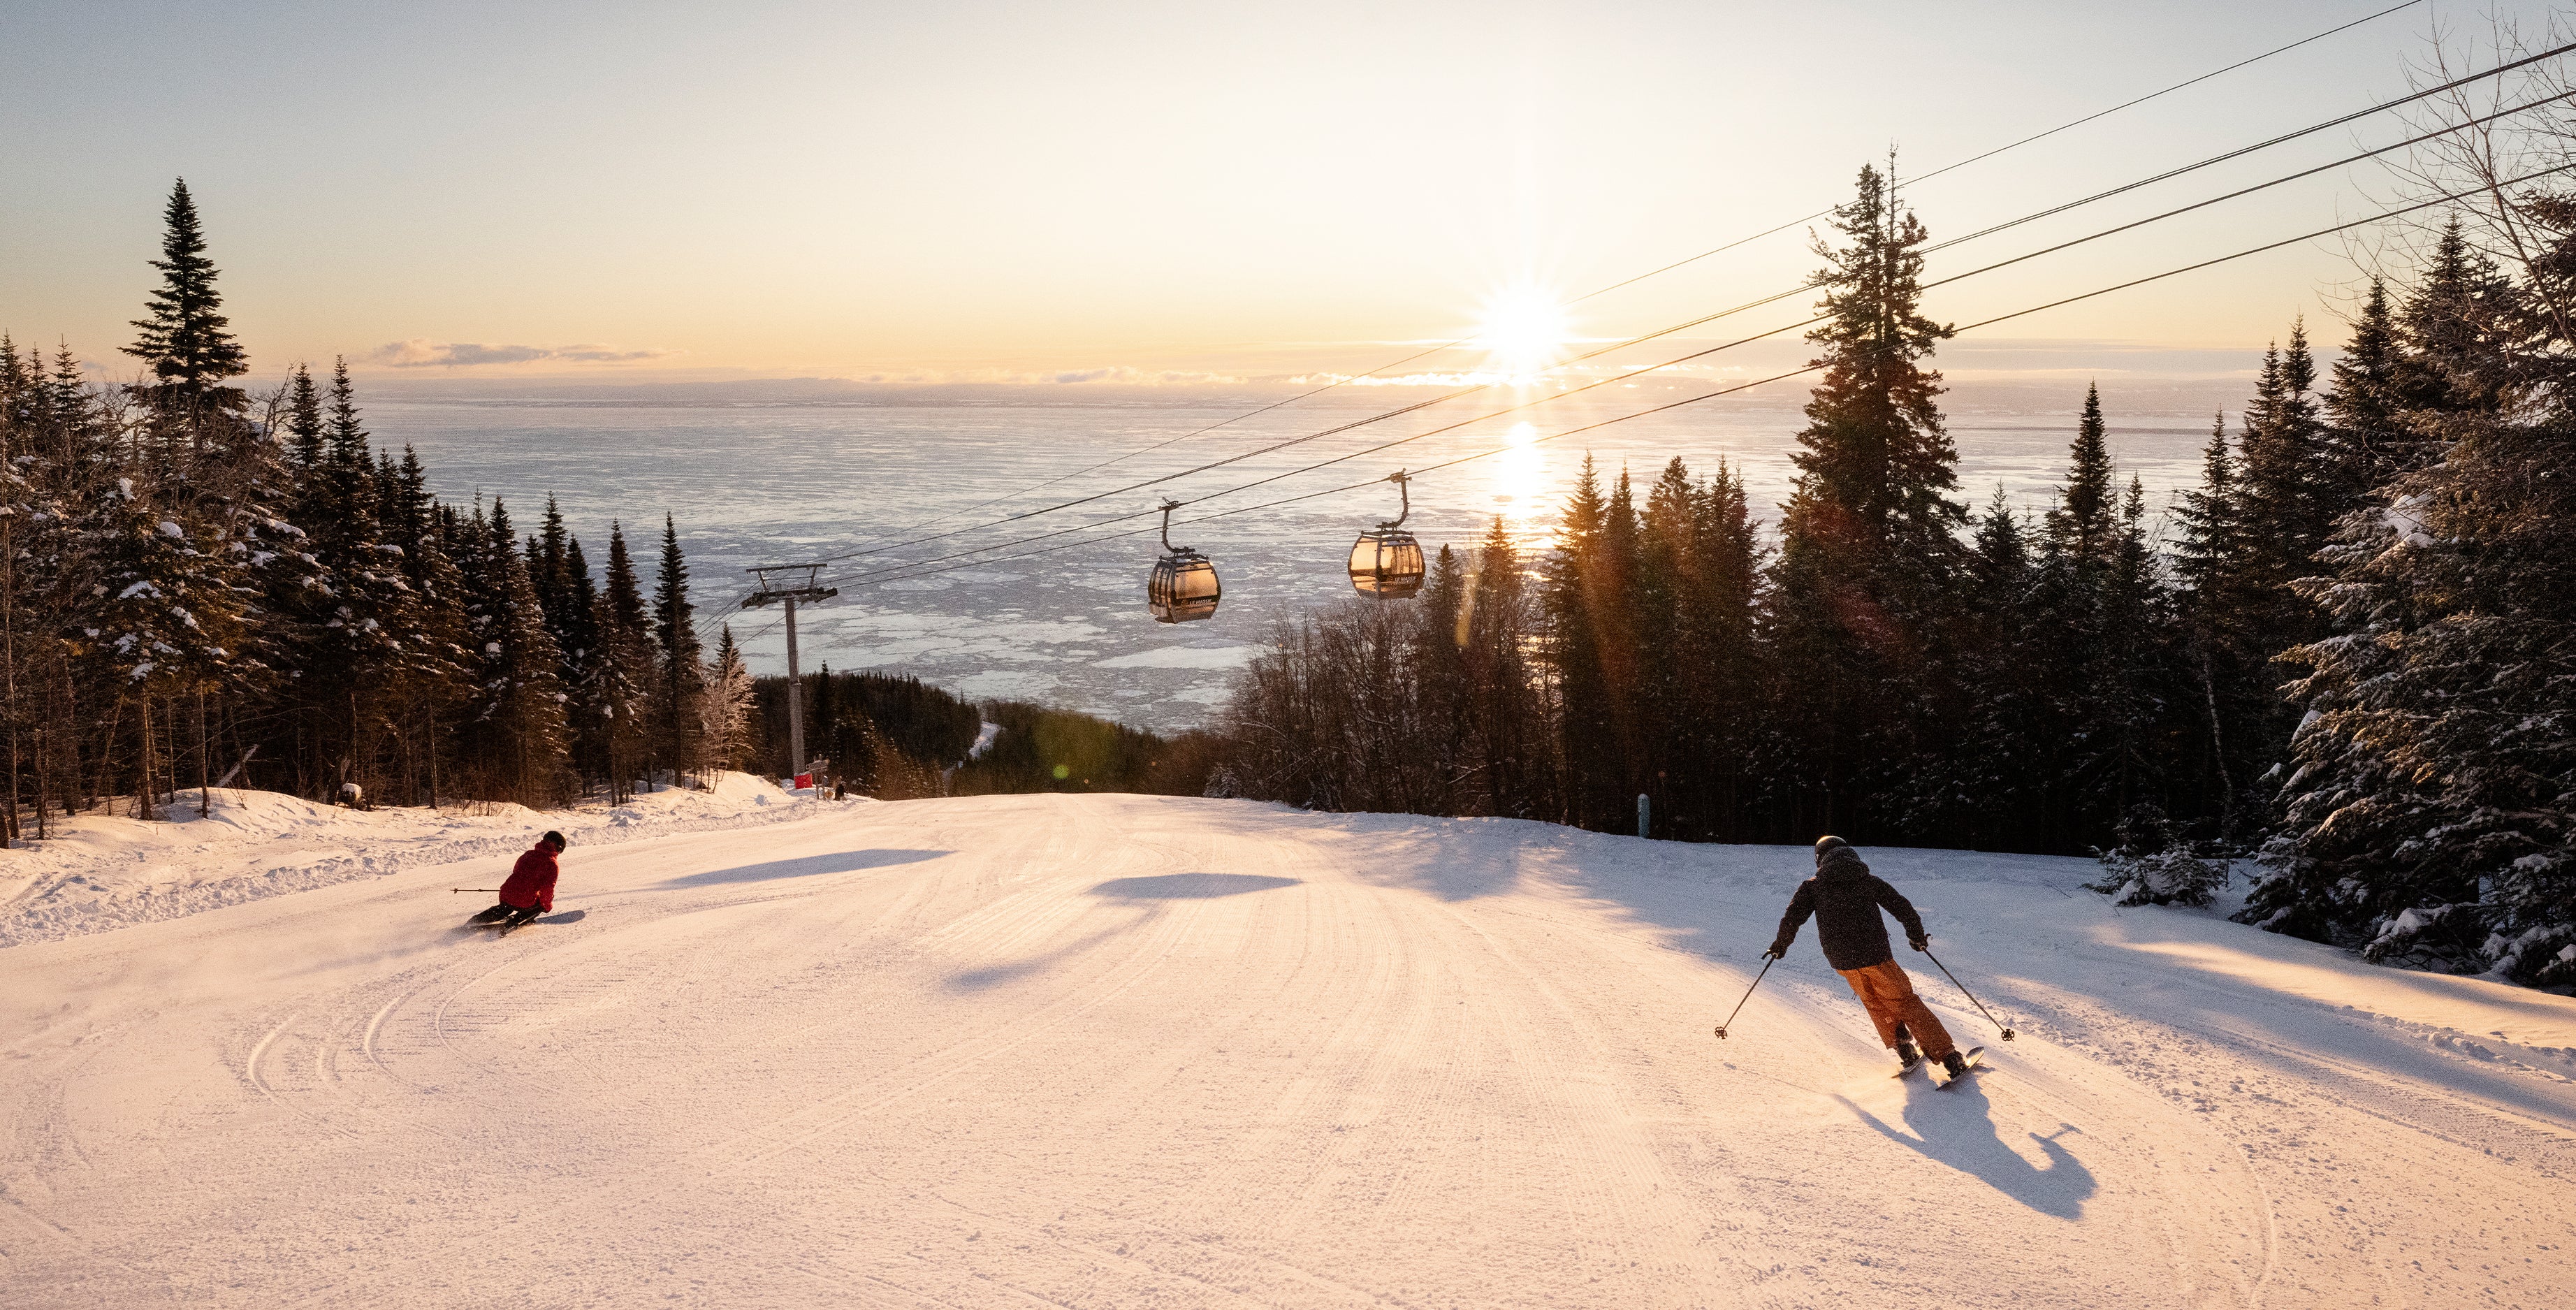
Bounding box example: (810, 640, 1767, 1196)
(3, 795, 2570, 1308)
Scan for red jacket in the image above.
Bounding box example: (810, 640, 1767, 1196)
(498, 844, 559, 912)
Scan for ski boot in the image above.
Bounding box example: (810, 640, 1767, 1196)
(1892, 1024, 1924, 1075)
(1940, 1050, 1970, 1079)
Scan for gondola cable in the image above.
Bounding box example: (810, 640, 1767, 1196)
(690, 0, 2445, 633)
(780, 32, 2573, 583)
(806, 128, 2576, 594)
(829, 156, 2576, 595)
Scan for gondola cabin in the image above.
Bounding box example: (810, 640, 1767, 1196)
(1348, 529, 1424, 598)
(1149, 548, 1221, 622)
(1147, 500, 1221, 623)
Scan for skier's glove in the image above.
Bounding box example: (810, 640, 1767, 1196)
(1761, 947, 1783, 961)
(1908, 934, 1928, 952)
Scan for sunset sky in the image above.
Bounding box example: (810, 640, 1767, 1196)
(2, 1, 2561, 388)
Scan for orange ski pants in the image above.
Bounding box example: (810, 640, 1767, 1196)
(1836, 960, 1957, 1058)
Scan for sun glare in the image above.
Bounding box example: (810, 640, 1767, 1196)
(1475, 286, 1571, 380)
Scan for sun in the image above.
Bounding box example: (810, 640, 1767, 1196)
(1475, 285, 1571, 380)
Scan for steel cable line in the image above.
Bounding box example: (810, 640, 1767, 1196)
(833, 158, 2576, 592)
(813, 2, 2425, 569)
(697, 74, 2561, 641)
(810, 115, 2576, 592)
(687, 0, 2443, 638)
(1576, 0, 2429, 305)
(791, 33, 2572, 584)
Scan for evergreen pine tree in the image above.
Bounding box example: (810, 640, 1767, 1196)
(2322, 280, 2417, 502)
(700, 625, 756, 773)
(1541, 456, 1615, 827)
(2253, 208, 2576, 986)
(82, 473, 249, 814)
(284, 365, 325, 470)
(1763, 160, 1963, 839)
(650, 513, 705, 785)
(122, 180, 249, 451)
(453, 504, 572, 805)
(584, 522, 655, 802)
(2042, 383, 2117, 565)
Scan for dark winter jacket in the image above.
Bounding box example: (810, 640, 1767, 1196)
(1768, 846, 1926, 971)
(498, 844, 559, 913)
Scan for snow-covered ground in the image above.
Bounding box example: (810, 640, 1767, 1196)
(0, 772, 851, 949)
(3, 795, 2570, 1307)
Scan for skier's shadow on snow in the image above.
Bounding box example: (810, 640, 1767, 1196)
(1088, 873, 1301, 899)
(1837, 1085, 2095, 1219)
(945, 875, 1300, 990)
(656, 848, 949, 888)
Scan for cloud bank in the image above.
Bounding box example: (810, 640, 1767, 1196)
(364, 339, 677, 368)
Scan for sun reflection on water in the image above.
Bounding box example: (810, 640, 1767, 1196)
(1487, 421, 1550, 548)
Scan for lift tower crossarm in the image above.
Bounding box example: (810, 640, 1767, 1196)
(741, 564, 840, 783)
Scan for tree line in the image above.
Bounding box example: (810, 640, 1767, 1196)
(0, 180, 762, 834)
(1214, 163, 2572, 990)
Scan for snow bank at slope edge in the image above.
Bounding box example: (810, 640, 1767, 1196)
(0, 772, 864, 949)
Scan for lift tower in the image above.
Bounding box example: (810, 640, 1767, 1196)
(741, 563, 838, 783)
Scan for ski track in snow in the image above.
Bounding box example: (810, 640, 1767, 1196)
(3, 795, 2573, 1307)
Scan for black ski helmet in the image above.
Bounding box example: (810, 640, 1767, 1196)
(542, 830, 567, 850)
(1814, 834, 1850, 859)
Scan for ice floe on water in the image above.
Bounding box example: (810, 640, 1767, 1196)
(1092, 643, 1265, 669)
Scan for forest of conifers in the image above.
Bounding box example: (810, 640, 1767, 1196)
(4, 159, 2570, 991)
(1209, 163, 2573, 989)
(0, 182, 771, 829)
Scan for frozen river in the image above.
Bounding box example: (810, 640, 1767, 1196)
(374, 387, 2225, 734)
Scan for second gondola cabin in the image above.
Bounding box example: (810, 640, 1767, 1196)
(1347, 470, 1425, 598)
(1348, 530, 1423, 597)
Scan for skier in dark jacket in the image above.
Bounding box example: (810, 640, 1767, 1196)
(470, 831, 565, 927)
(1767, 836, 1964, 1077)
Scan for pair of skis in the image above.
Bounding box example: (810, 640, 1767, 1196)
(1895, 1045, 1986, 1089)
(453, 887, 545, 937)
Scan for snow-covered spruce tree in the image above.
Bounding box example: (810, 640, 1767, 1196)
(2253, 206, 2576, 986)
(2080, 478, 2176, 837)
(529, 495, 598, 733)
(450, 501, 573, 806)
(649, 514, 705, 787)
(286, 358, 416, 799)
(82, 471, 251, 815)
(699, 625, 756, 773)
(378, 507, 472, 808)
(2086, 802, 2229, 907)
(2016, 386, 2129, 850)
(2234, 326, 2334, 643)
(0, 340, 43, 843)
(1763, 160, 1964, 842)
(2, 342, 117, 829)
(583, 521, 656, 803)
(2169, 412, 2261, 835)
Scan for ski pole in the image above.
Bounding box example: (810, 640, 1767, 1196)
(1921, 947, 2016, 1040)
(1712, 954, 1777, 1039)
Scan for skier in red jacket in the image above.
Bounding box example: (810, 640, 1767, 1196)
(469, 831, 566, 927)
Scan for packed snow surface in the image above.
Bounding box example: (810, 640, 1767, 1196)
(3, 795, 2572, 1307)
